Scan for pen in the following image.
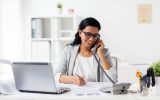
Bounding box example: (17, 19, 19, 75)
(104, 91, 111, 93)
(75, 74, 86, 84)
(75, 74, 84, 79)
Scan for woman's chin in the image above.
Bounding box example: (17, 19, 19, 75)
(86, 44, 92, 48)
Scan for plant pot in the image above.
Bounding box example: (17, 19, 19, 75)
(152, 77, 160, 95)
(155, 76, 160, 86)
(57, 8, 63, 14)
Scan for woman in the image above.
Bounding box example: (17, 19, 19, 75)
(54, 17, 116, 86)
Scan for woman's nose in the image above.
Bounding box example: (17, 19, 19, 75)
(88, 36, 94, 41)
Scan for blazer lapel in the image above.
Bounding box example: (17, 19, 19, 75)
(68, 45, 80, 75)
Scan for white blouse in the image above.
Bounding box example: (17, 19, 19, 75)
(73, 54, 97, 82)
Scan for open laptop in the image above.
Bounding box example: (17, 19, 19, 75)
(12, 62, 69, 94)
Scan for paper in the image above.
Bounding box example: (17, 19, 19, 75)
(0, 80, 19, 95)
(0, 59, 17, 95)
(0, 59, 12, 65)
(71, 89, 100, 96)
(59, 82, 112, 96)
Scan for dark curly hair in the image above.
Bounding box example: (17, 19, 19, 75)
(69, 17, 101, 46)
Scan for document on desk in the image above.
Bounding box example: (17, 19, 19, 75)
(0, 59, 19, 95)
(59, 82, 112, 96)
(0, 59, 12, 65)
(0, 80, 19, 95)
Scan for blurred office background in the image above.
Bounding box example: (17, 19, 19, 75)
(0, 0, 160, 82)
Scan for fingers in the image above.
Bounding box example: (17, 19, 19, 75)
(96, 40, 104, 52)
(74, 76, 86, 86)
(97, 39, 104, 47)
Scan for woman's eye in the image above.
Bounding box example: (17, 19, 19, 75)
(86, 32, 92, 36)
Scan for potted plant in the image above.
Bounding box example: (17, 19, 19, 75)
(151, 60, 160, 86)
(56, 2, 63, 14)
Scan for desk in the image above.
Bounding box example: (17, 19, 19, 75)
(0, 82, 160, 100)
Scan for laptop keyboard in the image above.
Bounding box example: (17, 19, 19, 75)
(56, 88, 70, 94)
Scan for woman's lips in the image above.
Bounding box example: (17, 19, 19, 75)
(87, 41, 94, 46)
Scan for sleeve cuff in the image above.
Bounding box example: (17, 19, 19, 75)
(55, 73, 62, 84)
(104, 66, 115, 75)
(104, 67, 117, 81)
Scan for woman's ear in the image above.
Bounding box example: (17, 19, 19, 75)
(79, 30, 82, 37)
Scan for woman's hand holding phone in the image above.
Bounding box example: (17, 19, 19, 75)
(95, 39, 105, 56)
(94, 39, 111, 70)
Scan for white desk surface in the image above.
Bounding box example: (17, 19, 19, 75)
(0, 82, 160, 100)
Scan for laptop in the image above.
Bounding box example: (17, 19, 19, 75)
(12, 62, 69, 94)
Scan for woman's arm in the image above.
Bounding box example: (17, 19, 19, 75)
(59, 74, 85, 86)
(54, 45, 85, 86)
(98, 51, 111, 70)
(96, 40, 112, 70)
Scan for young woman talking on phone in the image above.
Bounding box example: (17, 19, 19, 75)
(54, 17, 116, 86)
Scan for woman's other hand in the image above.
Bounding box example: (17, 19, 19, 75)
(73, 76, 86, 86)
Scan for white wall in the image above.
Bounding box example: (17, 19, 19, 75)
(0, 0, 24, 77)
(0, 0, 2, 74)
(1, 0, 24, 60)
(23, 0, 160, 64)
(0, 0, 2, 57)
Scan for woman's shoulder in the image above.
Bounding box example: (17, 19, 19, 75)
(103, 48, 109, 52)
(64, 44, 79, 52)
(64, 44, 74, 50)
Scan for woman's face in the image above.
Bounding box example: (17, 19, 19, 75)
(79, 26, 100, 48)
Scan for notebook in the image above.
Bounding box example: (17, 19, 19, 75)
(12, 62, 69, 94)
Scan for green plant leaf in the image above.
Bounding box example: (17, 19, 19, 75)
(151, 61, 160, 76)
(57, 2, 63, 8)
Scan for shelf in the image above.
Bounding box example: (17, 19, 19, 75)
(32, 38, 51, 41)
(59, 30, 74, 39)
(53, 14, 77, 18)
(32, 18, 51, 38)
(52, 37, 73, 41)
(60, 30, 74, 33)
(31, 41, 51, 61)
(30, 15, 81, 63)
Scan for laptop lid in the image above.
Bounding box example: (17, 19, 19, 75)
(12, 62, 59, 93)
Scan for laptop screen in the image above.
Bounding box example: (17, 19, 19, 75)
(12, 62, 58, 93)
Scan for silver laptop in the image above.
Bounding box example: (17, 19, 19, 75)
(12, 62, 69, 94)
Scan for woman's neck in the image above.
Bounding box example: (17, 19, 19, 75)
(79, 44, 92, 57)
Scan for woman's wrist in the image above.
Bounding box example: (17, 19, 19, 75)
(59, 75, 76, 84)
(97, 51, 105, 58)
(72, 76, 77, 84)
(97, 51, 111, 70)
